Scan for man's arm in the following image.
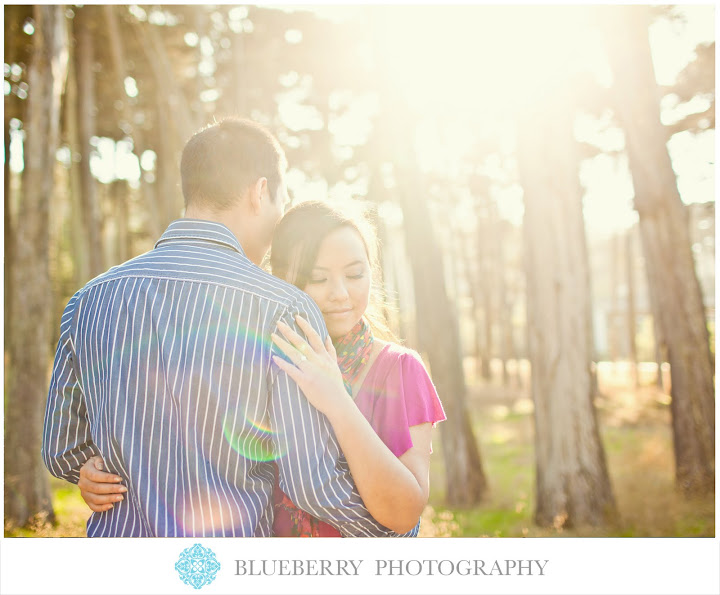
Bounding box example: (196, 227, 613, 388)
(42, 294, 100, 483)
(268, 295, 405, 537)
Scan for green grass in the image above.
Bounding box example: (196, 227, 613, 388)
(5, 477, 88, 538)
(420, 382, 715, 538)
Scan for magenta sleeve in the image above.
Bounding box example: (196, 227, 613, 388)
(399, 352, 447, 430)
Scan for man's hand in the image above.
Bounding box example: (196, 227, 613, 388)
(78, 456, 127, 512)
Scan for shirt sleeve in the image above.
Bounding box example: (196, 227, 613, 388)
(267, 294, 407, 537)
(366, 349, 447, 459)
(42, 293, 101, 484)
(400, 351, 447, 429)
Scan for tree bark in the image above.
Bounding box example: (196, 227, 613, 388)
(460, 227, 483, 380)
(496, 219, 513, 387)
(600, 6, 715, 495)
(74, 8, 103, 277)
(517, 88, 616, 528)
(4, 121, 13, 343)
(5, 5, 69, 529)
(63, 35, 89, 286)
(398, 174, 488, 507)
(477, 208, 494, 381)
(626, 230, 639, 388)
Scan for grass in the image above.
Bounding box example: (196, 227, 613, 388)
(6, 362, 715, 538)
(418, 364, 715, 538)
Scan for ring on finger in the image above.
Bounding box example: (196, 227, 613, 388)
(298, 353, 308, 363)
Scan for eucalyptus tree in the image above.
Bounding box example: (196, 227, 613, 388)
(598, 5, 715, 495)
(516, 79, 617, 527)
(5, 5, 69, 529)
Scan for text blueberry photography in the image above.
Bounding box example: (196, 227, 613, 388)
(175, 544, 221, 590)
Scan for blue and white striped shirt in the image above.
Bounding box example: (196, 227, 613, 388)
(42, 219, 407, 537)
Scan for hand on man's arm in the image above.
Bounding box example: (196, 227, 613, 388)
(268, 298, 402, 537)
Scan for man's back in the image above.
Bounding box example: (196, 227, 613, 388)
(43, 220, 394, 537)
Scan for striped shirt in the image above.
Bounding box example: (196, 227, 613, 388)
(42, 219, 409, 537)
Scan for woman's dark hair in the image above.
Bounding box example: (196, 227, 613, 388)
(180, 117, 287, 210)
(270, 200, 396, 341)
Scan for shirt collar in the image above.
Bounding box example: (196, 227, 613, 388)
(154, 219, 246, 256)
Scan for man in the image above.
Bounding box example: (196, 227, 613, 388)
(42, 118, 399, 537)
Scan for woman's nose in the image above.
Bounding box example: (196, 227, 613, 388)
(327, 278, 350, 301)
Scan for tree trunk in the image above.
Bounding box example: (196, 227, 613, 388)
(517, 88, 616, 528)
(398, 174, 488, 507)
(654, 317, 666, 391)
(74, 8, 103, 277)
(600, 6, 715, 495)
(63, 36, 89, 286)
(626, 230, 639, 388)
(112, 180, 130, 265)
(460, 228, 483, 380)
(4, 121, 13, 343)
(477, 211, 494, 381)
(497, 224, 513, 387)
(610, 233, 621, 372)
(5, 5, 69, 529)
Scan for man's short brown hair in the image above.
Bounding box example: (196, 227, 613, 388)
(181, 118, 287, 210)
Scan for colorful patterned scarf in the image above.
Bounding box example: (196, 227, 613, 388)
(333, 318, 374, 395)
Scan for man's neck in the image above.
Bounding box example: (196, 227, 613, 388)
(184, 205, 239, 237)
(183, 203, 264, 265)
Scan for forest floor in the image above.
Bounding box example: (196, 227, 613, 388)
(5, 361, 715, 538)
(420, 360, 715, 537)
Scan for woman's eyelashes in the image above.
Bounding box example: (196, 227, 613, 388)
(307, 270, 365, 284)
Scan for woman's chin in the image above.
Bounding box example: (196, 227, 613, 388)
(327, 319, 360, 341)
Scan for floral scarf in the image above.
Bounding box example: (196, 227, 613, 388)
(333, 318, 374, 395)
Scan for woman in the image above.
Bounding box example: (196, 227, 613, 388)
(78, 200, 445, 536)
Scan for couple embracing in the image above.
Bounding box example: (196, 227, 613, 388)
(41, 118, 445, 538)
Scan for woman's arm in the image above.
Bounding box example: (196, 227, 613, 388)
(329, 404, 431, 533)
(272, 317, 431, 534)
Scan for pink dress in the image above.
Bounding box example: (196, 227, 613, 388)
(273, 343, 447, 537)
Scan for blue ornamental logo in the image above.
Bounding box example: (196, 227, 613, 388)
(175, 543, 221, 589)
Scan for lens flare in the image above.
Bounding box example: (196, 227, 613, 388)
(222, 415, 284, 462)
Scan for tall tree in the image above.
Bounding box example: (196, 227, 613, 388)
(626, 230, 639, 388)
(5, 5, 69, 528)
(73, 7, 103, 277)
(397, 169, 489, 506)
(517, 85, 616, 528)
(365, 10, 488, 504)
(599, 6, 715, 495)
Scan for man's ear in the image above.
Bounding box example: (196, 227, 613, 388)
(248, 177, 268, 214)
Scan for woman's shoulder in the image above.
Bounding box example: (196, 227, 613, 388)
(373, 340, 429, 374)
(371, 340, 446, 426)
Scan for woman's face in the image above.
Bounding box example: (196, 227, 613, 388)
(301, 226, 371, 341)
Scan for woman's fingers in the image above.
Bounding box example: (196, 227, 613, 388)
(272, 355, 303, 383)
(271, 332, 307, 367)
(275, 321, 314, 358)
(325, 335, 337, 358)
(294, 315, 326, 353)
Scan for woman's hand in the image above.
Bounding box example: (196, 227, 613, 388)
(271, 315, 353, 418)
(78, 456, 127, 512)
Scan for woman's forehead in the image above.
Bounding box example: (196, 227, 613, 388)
(314, 226, 368, 266)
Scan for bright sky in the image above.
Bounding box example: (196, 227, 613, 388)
(8, 4, 713, 237)
(288, 4, 715, 235)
